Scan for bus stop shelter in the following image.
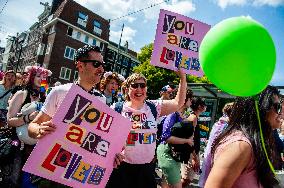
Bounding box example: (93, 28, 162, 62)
(188, 83, 284, 141)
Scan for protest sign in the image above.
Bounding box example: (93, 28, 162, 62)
(23, 84, 132, 188)
(151, 9, 210, 76)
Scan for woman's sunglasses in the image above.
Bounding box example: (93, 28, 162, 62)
(130, 83, 146, 89)
(80, 60, 105, 68)
(273, 102, 282, 114)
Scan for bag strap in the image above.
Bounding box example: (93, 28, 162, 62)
(0, 89, 12, 100)
(114, 101, 158, 120)
(145, 100, 158, 120)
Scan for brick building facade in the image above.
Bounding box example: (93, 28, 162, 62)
(1, 0, 140, 84)
(41, 0, 110, 84)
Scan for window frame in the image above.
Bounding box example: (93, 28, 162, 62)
(64, 46, 75, 60)
(74, 70, 79, 81)
(77, 12, 88, 27)
(59, 67, 72, 80)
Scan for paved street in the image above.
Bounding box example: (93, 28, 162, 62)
(156, 168, 200, 188)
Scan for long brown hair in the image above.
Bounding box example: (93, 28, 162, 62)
(212, 86, 280, 187)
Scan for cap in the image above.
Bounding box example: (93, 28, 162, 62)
(160, 85, 173, 93)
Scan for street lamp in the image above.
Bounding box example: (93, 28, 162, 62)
(115, 23, 124, 73)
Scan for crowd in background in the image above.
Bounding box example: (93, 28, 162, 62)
(0, 44, 283, 188)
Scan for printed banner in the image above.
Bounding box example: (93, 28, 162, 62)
(198, 99, 216, 140)
(23, 84, 132, 188)
(151, 9, 210, 76)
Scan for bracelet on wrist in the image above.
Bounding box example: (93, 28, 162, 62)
(23, 115, 27, 124)
(27, 114, 32, 122)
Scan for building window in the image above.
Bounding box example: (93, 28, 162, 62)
(122, 57, 129, 67)
(45, 44, 51, 55)
(93, 20, 102, 35)
(92, 38, 96, 46)
(121, 68, 126, 77)
(131, 62, 138, 67)
(74, 71, 78, 81)
(100, 43, 104, 51)
(37, 44, 45, 55)
(94, 20, 101, 28)
(64, 46, 75, 60)
(106, 50, 115, 61)
(76, 31, 81, 40)
(96, 40, 100, 47)
(49, 25, 55, 34)
(67, 27, 73, 36)
(77, 12, 88, 27)
(59, 67, 71, 80)
(84, 35, 89, 44)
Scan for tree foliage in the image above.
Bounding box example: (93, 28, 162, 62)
(134, 43, 210, 99)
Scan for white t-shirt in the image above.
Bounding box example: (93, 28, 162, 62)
(112, 100, 162, 164)
(42, 83, 106, 117)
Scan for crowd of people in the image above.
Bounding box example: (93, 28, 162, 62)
(0, 44, 283, 188)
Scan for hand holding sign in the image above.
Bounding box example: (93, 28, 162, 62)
(200, 17, 276, 96)
(23, 84, 132, 188)
(37, 120, 56, 138)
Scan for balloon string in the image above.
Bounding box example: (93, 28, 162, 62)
(254, 99, 275, 175)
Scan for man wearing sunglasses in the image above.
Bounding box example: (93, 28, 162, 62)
(26, 45, 113, 186)
(28, 45, 106, 143)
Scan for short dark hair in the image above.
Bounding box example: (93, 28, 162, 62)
(74, 45, 101, 63)
(185, 89, 193, 103)
(191, 97, 206, 111)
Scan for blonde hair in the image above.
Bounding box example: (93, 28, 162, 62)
(122, 73, 147, 101)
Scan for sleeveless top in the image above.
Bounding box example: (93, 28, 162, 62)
(213, 130, 263, 188)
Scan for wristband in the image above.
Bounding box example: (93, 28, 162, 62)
(23, 115, 27, 124)
(27, 114, 32, 122)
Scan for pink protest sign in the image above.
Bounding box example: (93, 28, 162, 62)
(151, 9, 211, 77)
(23, 84, 132, 188)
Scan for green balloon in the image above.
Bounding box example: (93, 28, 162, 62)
(200, 17, 276, 97)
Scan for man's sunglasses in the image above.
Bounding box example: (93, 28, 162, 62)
(80, 60, 104, 68)
(130, 83, 146, 89)
(273, 101, 282, 114)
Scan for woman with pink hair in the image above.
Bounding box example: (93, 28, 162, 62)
(4, 66, 51, 187)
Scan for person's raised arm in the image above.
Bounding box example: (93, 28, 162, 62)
(160, 69, 187, 117)
(204, 141, 252, 188)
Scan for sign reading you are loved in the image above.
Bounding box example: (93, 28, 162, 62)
(23, 84, 132, 188)
(151, 9, 210, 77)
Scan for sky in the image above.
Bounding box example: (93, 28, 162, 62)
(0, 0, 283, 86)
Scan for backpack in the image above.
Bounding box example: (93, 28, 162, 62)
(156, 117, 166, 145)
(168, 112, 195, 163)
(114, 100, 158, 120)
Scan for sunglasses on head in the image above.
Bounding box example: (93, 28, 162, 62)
(80, 60, 104, 68)
(273, 102, 282, 114)
(130, 83, 146, 89)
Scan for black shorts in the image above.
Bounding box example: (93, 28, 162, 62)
(106, 162, 156, 188)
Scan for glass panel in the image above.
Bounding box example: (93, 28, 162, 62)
(85, 35, 89, 43)
(94, 20, 101, 28)
(79, 12, 87, 19)
(92, 38, 96, 46)
(60, 67, 66, 78)
(65, 69, 71, 80)
(64, 47, 70, 58)
(76, 32, 81, 40)
(70, 49, 74, 60)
